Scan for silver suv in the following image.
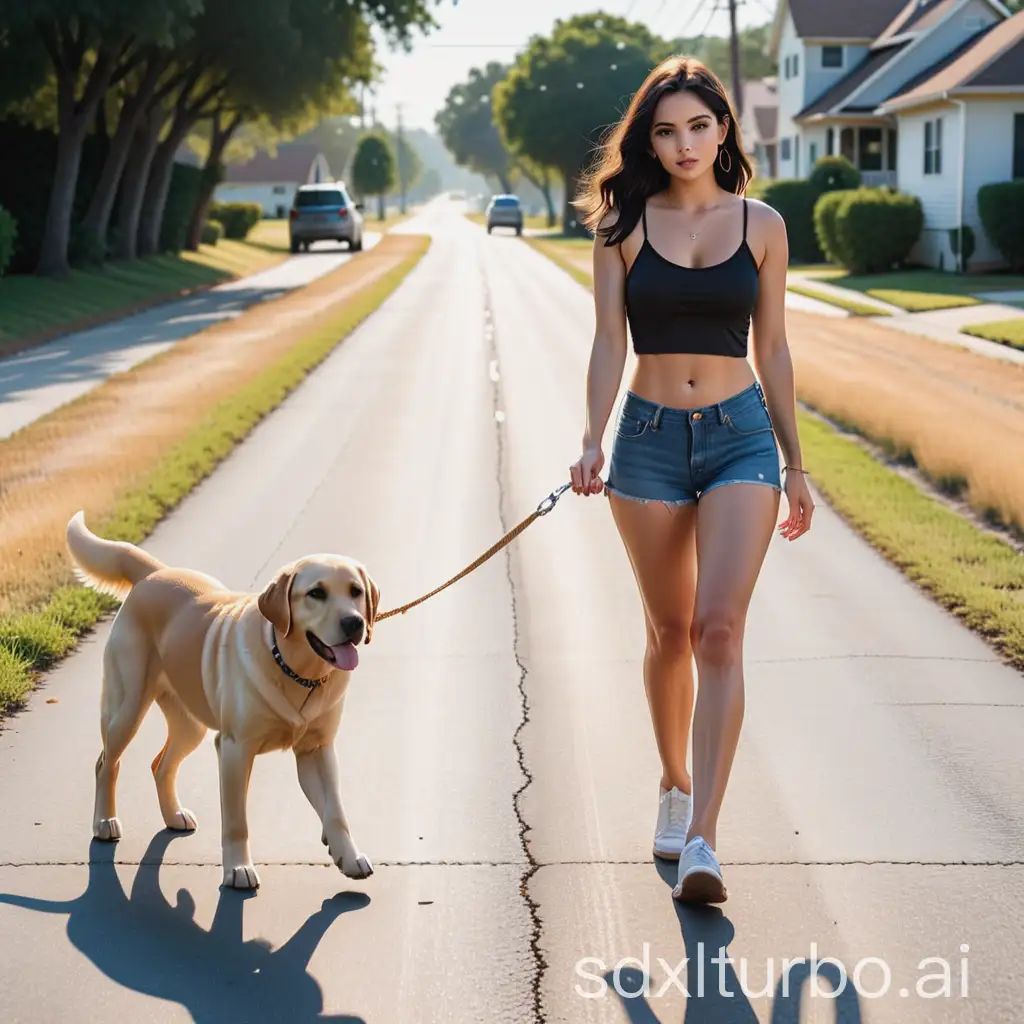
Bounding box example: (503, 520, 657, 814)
(486, 194, 523, 235)
(289, 183, 364, 253)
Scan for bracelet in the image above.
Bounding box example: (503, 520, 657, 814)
(783, 465, 808, 474)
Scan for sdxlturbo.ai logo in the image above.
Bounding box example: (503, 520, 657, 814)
(574, 942, 971, 1001)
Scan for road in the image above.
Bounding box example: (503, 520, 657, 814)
(1, 197, 1022, 1022)
(0, 234, 381, 441)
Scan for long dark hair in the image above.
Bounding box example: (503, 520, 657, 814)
(575, 55, 754, 247)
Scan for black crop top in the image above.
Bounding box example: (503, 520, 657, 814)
(624, 198, 759, 358)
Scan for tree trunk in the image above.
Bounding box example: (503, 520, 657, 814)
(114, 109, 165, 260)
(515, 161, 556, 227)
(497, 171, 511, 193)
(561, 167, 589, 237)
(377, 193, 385, 221)
(138, 77, 224, 257)
(185, 112, 242, 250)
(36, 48, 118, 277)
(81, 55, 167, 253)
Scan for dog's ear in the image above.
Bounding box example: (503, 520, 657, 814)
(258, 563, 296, 637)
(358, 566, 380, 644)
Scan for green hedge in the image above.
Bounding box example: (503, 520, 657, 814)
(978, 181, 1024, 271)
(160, 163, 205, 253)
(808, 155, 860, 194)
(208, 201, 262, 240)
(0, 204, 16, 276)
(813, 190, 848, 267)
(818, 187, 923, 274)
(760, 179, 822, 262)
(201, 218, 225, 244)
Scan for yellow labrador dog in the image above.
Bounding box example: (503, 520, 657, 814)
(65, 510, 379, 891)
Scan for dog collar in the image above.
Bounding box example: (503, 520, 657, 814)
(270, 627, 328, 690)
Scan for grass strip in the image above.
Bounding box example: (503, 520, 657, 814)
(962, 318, 1024, 351)
(798, 406, 1024, 670)
(0, 240, 286, 355)
(864, 289, 979, 312)
(0, 236, 429, 715)
(787, 282, 892, 316)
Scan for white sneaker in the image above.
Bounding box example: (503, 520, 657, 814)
(672, 835, 727, 903)
(653, 786, 692, 860)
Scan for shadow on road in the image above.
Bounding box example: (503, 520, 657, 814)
(605, 862, 862, 1023)
(0, 832, 370, 1022)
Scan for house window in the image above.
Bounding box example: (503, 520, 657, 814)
(826, 127, 835, 155)
(822, 46, 843, 68)
(793, 53, 799, 76)
(784, 55, 791, 78)
(781, 137, 792, 161)
(1014, 113, 1024, 178)
(809, 142, 818, 166)
(924, 118, 943, 174)
(859, 127, 883, 171)
(840, 127, 855, 163)
(888, 128, 898, 172)
(272, 185, 286, 194)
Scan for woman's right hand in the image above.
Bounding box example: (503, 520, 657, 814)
(570, 444, 605, 496)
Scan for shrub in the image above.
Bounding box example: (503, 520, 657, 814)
(808, 155, 860, 194)
(977, 181, 1024, 271)
(760, 179, 822, 261)
(208, 201, 262, 240)
(948, 224, 975, 270)
(0, 204, 16, 276)
(813, 190, 848, 267)
(159, 162, 204, 253)
(201, 218, 224, 244)
(831, 188, 923, 274)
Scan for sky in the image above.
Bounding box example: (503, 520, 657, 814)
(368, 0, 775, 133)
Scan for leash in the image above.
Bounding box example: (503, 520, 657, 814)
(376, 481, 574, 622)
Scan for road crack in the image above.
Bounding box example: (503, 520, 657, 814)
(481, 274, 548, 1023)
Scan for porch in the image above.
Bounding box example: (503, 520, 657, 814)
(808, 120, 899, 186)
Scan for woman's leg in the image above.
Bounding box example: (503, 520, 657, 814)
(606, 494, 698, 795)
(687, 482, 780, 851)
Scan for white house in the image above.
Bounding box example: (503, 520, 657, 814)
(770, 0, 1024, 270)
(215, 143, 332, 218)
(740, 76, 780, 178)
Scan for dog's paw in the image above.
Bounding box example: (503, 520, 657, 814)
(167, 808, 198, 832)
(223, 864, 261, 890)
(337, 851, 373, 880)
(94, 817, 122, 842)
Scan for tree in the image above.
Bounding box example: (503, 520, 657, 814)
(391, 132, 423, 210)
(493, 14, 661, 236)
(0, 0, 201, 275)
(436, 62, 514, 192)
(666, 24, 776, 94)
(352, 132, 397, 220)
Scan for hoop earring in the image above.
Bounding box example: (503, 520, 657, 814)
(718, 146, 733, 173)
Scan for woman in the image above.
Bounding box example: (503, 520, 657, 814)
(568, 56, 814, 904)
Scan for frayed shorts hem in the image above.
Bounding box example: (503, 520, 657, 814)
(603, 481, 695, 506)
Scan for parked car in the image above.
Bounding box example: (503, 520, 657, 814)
(289, 182, 364, 253)
(486, 194, 523, 235)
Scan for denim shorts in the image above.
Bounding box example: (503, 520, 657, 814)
(604, 380, 782, 506)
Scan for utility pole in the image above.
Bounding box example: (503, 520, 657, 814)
(396, 102, 407, 215)
(728, 0, 743, 119)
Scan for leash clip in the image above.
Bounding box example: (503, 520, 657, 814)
(536, 481, 572, 516)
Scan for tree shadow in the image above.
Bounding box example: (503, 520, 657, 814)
(0, 831, 369, 1022)
(605, 862, 862, 1022)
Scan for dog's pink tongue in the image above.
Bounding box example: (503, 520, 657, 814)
(331, 642, 359, 671)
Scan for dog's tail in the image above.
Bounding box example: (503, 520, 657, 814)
(65, 510, 167, 602)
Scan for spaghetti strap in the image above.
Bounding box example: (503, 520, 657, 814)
(742, 198, 748, 241)
(641, 201, 647, 239)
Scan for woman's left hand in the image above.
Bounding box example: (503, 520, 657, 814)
(778, 470, 814, 540)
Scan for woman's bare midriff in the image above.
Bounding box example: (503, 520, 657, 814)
(629, 352, 755, 410)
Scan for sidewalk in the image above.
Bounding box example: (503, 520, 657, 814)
(786, 273, 1024, 367)
(0, 236, 380, 441)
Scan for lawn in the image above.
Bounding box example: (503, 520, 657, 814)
(0, 239, 286, 353)
(786, 281, 892, 316)
(799, 267, 1024, 312)
(0, 233, 430, 714)
(962, 318, 1024, 350)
